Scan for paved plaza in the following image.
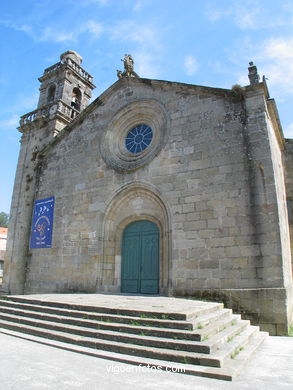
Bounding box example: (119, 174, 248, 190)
(0, 330, 292, 390)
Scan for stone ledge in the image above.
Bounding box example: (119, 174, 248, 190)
(172, 287, 291, 336)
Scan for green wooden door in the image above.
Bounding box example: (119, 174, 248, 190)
(121, 220, 159, 294)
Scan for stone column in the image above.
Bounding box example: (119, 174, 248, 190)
(3, 120, 46, 294)
(242, 83, 293, 334)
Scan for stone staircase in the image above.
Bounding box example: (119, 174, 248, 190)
(0, 295, 267, 381)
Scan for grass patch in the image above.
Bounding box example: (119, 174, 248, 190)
(101, 318, 111, 323)
(289, 325, 293, 337)
(230, 349, 239, 359)
(139, 313, 169, 320)
(230, 346, 244, 359)
(130, 321, 140, 326)
(138, 313, 176, 320)
(182, 357, 191, 364)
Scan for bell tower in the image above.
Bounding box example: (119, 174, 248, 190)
(21, 50, 95, 137)
(3, 51, 95, 294)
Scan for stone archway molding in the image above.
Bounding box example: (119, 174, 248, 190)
(97, 181, 172, 294)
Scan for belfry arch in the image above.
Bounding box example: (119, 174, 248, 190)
(98, 182, 172, 294)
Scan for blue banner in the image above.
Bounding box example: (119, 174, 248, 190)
(30, 196, 55, 249)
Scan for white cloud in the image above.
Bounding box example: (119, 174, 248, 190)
(0, 19, 31, 35)
(2, 93, 39, 121)
(234, 9, 260, 30)
(38, 27, 76, 43)
(260, 38, 293, 94)
(184, 55, 198, 76)
(208, 60, 230, 75)
(133, 51, 160, 78)
(83, 20, 103, 38)
(263, 38, 293, 60)
(110, 20, 158, 48)
(235, 8, 285, 30)
(0, 19, 76, 43)
(237, 73, 249, 86)
(205, 7, 232, 22)
(15, 23, 33, 35)
(15, 93, 39, 113)
(0, 18, 103, 44)
(206, 2, 286, 30)
(230, 36, 293, 96)
(110, 20, 163, 78)
(0, 115, 19, 129)
(133, 0, 148, 11)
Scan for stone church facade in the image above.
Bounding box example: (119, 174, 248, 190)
(3, 51, 293, 335)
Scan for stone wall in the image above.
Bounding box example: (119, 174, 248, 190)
(4, 77, 293, 334)
(285, 138, 293, 266)
(285, 139, 293, 328)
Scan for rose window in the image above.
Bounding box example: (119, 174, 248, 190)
(125, 124, 153, 154)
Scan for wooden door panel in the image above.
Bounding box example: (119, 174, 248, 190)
(121, 221, 159, 294)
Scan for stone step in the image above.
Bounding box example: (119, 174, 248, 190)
(0, 305, 197, 340)
(0, 300, 194, 330)
(0, 296, 223, 321)
(196, 313, 242, 341)
(1, 327, 268, 380)
(0, 328, 268, 381)
(201, 319, 250, 353)
(0, 312, 209, 353)
(191, 307, 232, 329)
(0, 311, 248, 354)
(0, 295, 269, 380)
(0, 303, 233, 340)
(0, 317, 259, 368)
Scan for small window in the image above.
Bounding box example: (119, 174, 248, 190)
(47, 84, 56, 103)
(71, 87, 82, 111)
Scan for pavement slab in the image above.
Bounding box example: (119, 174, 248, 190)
(0, 331, 292, 390)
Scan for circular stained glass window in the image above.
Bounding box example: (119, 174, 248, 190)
(125, 124, 153, 154)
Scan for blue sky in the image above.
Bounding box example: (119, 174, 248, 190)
(1, 0, 293, 213)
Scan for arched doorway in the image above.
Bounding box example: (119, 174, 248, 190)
(121, 220, 159, 294)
